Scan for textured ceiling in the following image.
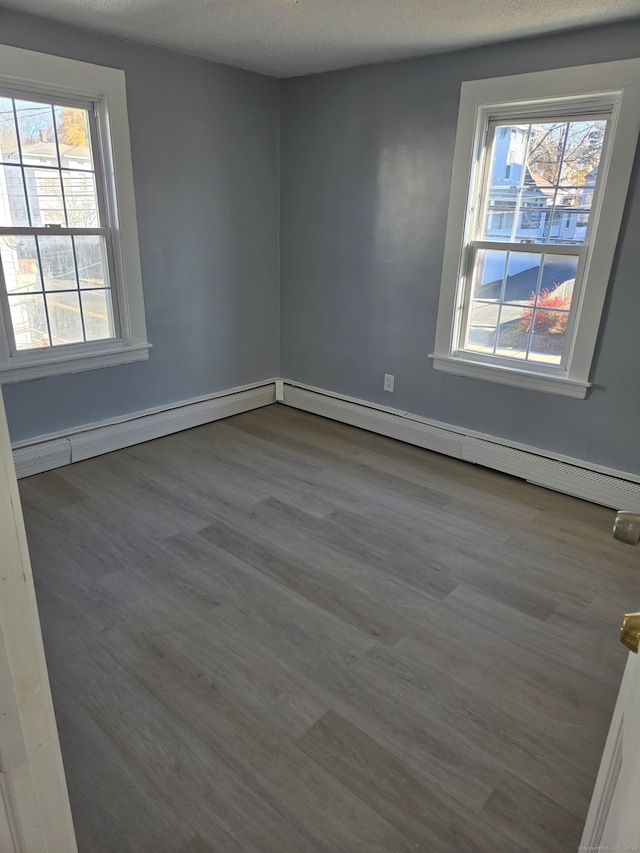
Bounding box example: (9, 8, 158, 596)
(4, 0, 640, 77)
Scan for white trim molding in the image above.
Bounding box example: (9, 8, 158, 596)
(12, 380, 276, 477)
(0, 45, 150, 383)
(0, 387, 78, 852)
(429, 354, 591, 398)
(580, 652, 631, 850)
(0, 341, 151, 385)
(431, 58, 640, 397)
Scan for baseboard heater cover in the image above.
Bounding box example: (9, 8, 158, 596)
(12, 379, 640, 511)
(283, 385, 465, 459)
(282, 383, 640, 512)
(69, 385, 274, 462)
(12, 439, 72, 479)
(12, 383, 275, 477)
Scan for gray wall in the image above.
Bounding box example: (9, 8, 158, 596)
(280, 21, 640, 474)
(3, 11, 640, 475)
(0, 9, 279, 443)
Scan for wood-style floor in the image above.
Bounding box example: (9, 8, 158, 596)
(18, 404, 636, 852)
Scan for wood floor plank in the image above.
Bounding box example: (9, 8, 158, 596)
(179, 836, 218, 853)
(96, 620, 418, 852)
(442, 583, 625, 695)
(184, 585, 503, 812)
(358, 640, 600, 820)
(53, 682, 198, 853)
(298, 709, 530, 852)
(480, 770, 585, 852)
(195, 510, 426, 644)
(20, 403, 634, 852)
(18, 468, 88, 512)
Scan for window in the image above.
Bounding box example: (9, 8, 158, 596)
(431, 60, 640, 398)
(0, 46, 149, 382)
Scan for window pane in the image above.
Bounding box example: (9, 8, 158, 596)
(46, 291, 84, 345)
(55, 105, 93, 169)
(0, 236, 41, 293)
(483, 117, 606, 247)
(8, 293, 49, 349)
(467, 250, 541, 354)
(466, 301, 499, 353)
(544, 187, 595, 244)
(472, 249, 507, 299)
(464, 251, 578, 364)
(483, 193, 515, 240)
(495, 313, 528, 360)
(0, 97, 19, 163)
(15, 100, 58, 167)
(560, 121, 607, 187)
(74, 235, 107, 287)
(25, 167, 66, 226)
(62, 171, 99, 227)
(527, 122, 566, 186)
(503, 252, 541, 305)
(520, 257, 578, 365)
(81, 289, 114, 341)
(0, 97, 98, 230)
(489, 124, 529, 188)
(0, 166, 29, 226)
(493, 254, 543, 357)
(528, 311, 571, 364)
(37, 235, 78, 290)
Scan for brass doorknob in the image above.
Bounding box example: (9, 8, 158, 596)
(621, 612, 640, 653)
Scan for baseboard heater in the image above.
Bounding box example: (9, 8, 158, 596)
(11, 378, 640, 512)
(281, 383, 640, 512)
(12, 383, 275, 478)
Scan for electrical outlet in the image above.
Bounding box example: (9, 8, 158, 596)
(384, 374, 394, 392)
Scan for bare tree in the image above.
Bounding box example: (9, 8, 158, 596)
(527, 120, 605, 186)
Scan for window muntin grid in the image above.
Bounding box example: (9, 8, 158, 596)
(458, 110, 610, 368)
(0, 90, 118, 353)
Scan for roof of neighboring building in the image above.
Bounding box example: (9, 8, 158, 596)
(17, 141, 91, 162)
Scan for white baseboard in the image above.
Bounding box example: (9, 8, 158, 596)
(281, 381, 640, 512)
(12, 375, 640, 511)
(12, 380, 276, 478)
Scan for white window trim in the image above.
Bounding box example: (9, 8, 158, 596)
(430, 59, 640, 398)
(0, 44, 150, 384)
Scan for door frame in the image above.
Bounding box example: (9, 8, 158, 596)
(0, 386, 77, 852)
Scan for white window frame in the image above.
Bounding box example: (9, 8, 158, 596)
(0, 45, 150, 383)
(430, 59, 640, 399)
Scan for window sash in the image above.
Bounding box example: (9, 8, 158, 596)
(453, 104, 613, 373)
(0, 230, 121, 354)
(0, 227, 109, 236)
(0, 84, 94, 112)
(0, 96, 107, 230)
(473, 111, 612, 249)
(456, 242, 587, 370)
(0, 91, 121, 355)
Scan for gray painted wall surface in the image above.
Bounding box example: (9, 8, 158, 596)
(0, 9, 279, 443)
(3, 11, 640, 475)
(280, 21, 640, 474)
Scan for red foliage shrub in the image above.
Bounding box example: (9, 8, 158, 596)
(521, 287, 571, 334)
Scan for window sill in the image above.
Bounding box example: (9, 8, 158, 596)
(429, 353, 591, 398)
(0, 341, 151, 385)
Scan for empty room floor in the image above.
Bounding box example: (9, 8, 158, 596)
(18, 404, 636, 852)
